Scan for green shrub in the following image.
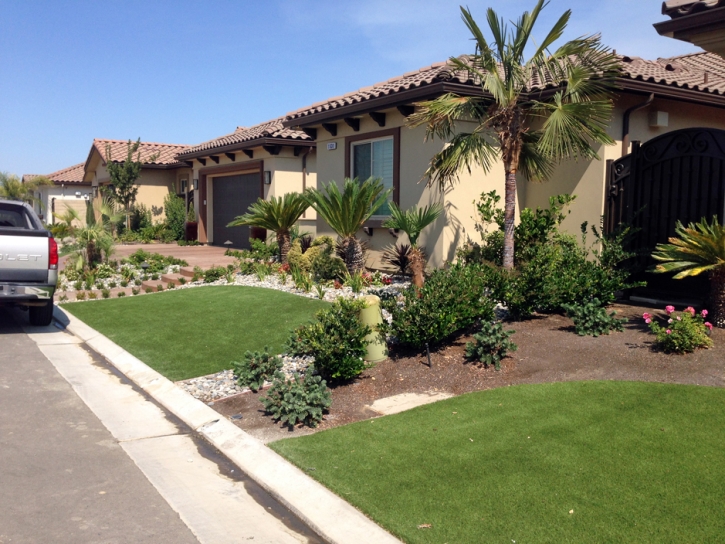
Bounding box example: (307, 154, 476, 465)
(59, 294, 68, 302)
(88, 292, 98, 300)
(123, 249, 188, 272)
(132, 287, 140, 296)
(95, 263, 116, 279)
(119, 280, 128, 288)
(562, 298, 627, 337)
(254, 262, 271, 281)
(203, 266, 227, 283)
(156, 284, 164, 292)
(76, 291, 86, 301)
(108, 281, 117, 289)
(145, 287, 154, 294)
(73, 280, 83, 291)
(134, 279, 142, 286)
(387, 264, 495, 348)
(178, 277, 186, 285)
(101, 289, 110, 299)
(644, 306, 713, 354)
(167, 281, 175, 289)
(250, 238, 278, 260)
(286, 298, 371, 381)
(343, 271, 365, 293)
(260, 372, 332, 428)
(117, 291, 126, 298)
(232, 347, 283, 392)
(290, 265, 313, 292)
(465, 321, 518, 370)
(163, 193, 186, 241)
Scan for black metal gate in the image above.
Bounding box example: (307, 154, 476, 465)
(606, 127, 725, 300)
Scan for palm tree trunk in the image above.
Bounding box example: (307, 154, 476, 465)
(409, 247, 425, 288)
(502, 169, 517, 270)
(342, 237, 365, 274)
(277, 231, 291, 264)
(710, 267, 725, 328)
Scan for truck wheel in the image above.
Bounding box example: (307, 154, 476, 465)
(29, 299, 54, 326)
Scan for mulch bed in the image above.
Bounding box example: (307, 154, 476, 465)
(212, 303, 725, 443)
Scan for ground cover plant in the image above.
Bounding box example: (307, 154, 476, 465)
(644, 306, 713, 353)
(464, 320, 516, 369)
(563, 298, 627, 337)
(62, 286, 328, 381)
(232, 347, 283, 392)
(271, 381, 725, 543)
(261, 372, 332, 428)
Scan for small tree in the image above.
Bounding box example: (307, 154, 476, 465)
(106, 139, 156, 229)
(163, 193, 186, 241)
(1, 172, 53, 208)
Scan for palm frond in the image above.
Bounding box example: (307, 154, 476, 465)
(382, 202, 443, 246)
(227, 192, 308, 233)
(305, 178, 391, 239)
(423, 131, 499, 189)
(518, 130, 555, 182)
(408, 94, 486, 140)
(651, 217, 725, 278)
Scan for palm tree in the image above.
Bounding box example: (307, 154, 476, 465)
(652, 217, 725, 328)
(69, 197, 123, 271)
(227, 193, 309, 264)
(383, 202, 443, 286)
(305, 178, 391, 274)
(0, 172, 53, 208)
(408, 1, 619, 269)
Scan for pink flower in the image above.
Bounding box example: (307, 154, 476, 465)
(642, 312, 652, 320)
(677, 316, 682, 321)
(666, 329, 672, 335)
(668, 318, 673, 324)
(645, 318, 651, 324)
(685, 306, 696, 316)
(665, 305, 675, 315)
(705, 322, 713, 331)
(701, 309, 709, 317)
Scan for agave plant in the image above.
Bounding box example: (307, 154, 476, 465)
(651, 216, 725, 327)
(227, 193, 309, 264)
(305, 178, 391, 274)
(383, 202, 443, 286)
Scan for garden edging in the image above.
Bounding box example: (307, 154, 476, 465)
(52, 305, 402, 544)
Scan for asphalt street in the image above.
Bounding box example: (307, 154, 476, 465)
(0, 307, 320, 544)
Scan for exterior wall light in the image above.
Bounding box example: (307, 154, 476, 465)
(264, 171, 272, 185)
(193, 178, 199, 190)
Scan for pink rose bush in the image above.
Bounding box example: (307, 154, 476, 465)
(644, 306, 714, 353)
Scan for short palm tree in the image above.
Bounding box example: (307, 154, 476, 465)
(227, 193, 309, 264)
(408, 1, 619, 269)
(383, 202, 443, 286)
(305, 178, 391, 274)
(652, 217, 725, 327)
(70, 197, 123, 271)
(0, 172, 53, 208)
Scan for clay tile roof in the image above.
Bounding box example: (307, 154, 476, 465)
(284, 59, 478, 122)
(620, 51, 725, 94)
(93, 139, 191, 166)
(23, 163, 86, 185)
(662, 0, 725, 18)
(177, 117, 312, 158)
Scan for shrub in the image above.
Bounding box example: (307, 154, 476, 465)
(382, 243, 411, 275)
(163, 193, 186, 241)
(465, 321, 518, 370)
(178, 277, 186, 285)
(644, 306, 713, 354)
(260, 372, 332, 428)
(101, 289, 110, 299)
(387, 264, 495, 348)
(134, 279, 142, 286)
(562, 298, 627, 337)
(249, 238, 278, 260)
(131, 287, 140, 296)
(73, 280, 83, 291)
(108, 281, 117, 289)
(254, 262, 271, 281)
(95, 263, 116, 279)
(59, 294, 68, 302)
(145, 287, 154, 294)
(76, 291, 86, 300)
(151, 273, 159, 281)
(232, 347, 283, 392)
(120, 280, 128, 288)
(123, 249, 187, 272)
(202, 266, 226, 283)
(290, 265, 313, 292)
(156, 284, 164, 292)
(286, 298, 372, 381)
(117, 291, 126, 297)
(88, 292, 98, 299)
(343, 271, 365, 293)
(167, 282, 175, 289)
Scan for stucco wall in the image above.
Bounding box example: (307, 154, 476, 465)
(37, 185, 92, 224)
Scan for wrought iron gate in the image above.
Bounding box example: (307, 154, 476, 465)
(606, 127, 725, 299)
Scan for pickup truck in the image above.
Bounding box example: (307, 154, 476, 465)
(0, 199, 58, 326)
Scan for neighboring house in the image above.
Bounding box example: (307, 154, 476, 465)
(655, 0, 725, 57)
(175, 118, 315, 249)
(83, 139, 192, 222)
(282, 51, 725, 270)
(22, 163, 91, 225)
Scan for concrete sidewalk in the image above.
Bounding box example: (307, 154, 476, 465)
(48, 305, 403, 544)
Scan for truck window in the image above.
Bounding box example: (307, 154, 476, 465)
(0, 204, 32, 228)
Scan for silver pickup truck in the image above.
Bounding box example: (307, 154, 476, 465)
(0, 199, 58, 326)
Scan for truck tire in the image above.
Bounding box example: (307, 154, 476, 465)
(29, 298, 54, 326)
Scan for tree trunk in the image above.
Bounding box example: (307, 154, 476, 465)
(710, 267, 725, 328)
(409, 247, 425, 288)
(502, 169, 517, 270)
(343, 237, 365, 274)
(277, 231, 291, 264)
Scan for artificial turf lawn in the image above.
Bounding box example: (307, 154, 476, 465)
(62, 286, 328, 381)
(270, 381, 725, 544)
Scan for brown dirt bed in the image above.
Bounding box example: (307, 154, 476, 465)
(212, 303, 725, 443)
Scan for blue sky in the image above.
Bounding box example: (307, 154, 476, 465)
(0, 0, 699, 176)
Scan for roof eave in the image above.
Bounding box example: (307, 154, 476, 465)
(654, 6, 725, 38)
(282, 81, 484, 129)
(177, 137, 315, 160)
(619, 78, 725, 108)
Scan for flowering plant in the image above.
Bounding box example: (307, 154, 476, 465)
(643, 306, 713, 353)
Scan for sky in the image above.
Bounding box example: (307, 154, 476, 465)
(0, 0, 700, 177)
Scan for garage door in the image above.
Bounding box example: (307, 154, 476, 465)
(212, 172, 260, 249)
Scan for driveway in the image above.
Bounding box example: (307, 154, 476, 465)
(0, 308, 320, 544)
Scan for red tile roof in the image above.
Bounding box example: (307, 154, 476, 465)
(284, 52, 725, 125)
(23, 163, 87, 185)
(178, 117, 312, 158)
(93, 139, 191, 166)
(662, 0, 724, 18)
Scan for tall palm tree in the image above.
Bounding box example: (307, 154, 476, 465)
(382, 202, 443, 286)
(305, 178, 391, 274)
(652, 217, 725, 327)
(408, 1, 619, 269)
(227, 193, 309, 264)
(0, 172, 53, 208)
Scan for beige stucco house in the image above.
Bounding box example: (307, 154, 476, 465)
(655, 0, 725, 57)
(281, 51, 725, 270)
(83, 139, 193, 222)
(175, 118, 315, 249)
(23, 163, 92, 225)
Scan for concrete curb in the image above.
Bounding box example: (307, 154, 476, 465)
(54, 306, 402, 544)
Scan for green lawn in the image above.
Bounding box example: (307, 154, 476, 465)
(63, 286, 328, 381)
(271, 381, 725, 543)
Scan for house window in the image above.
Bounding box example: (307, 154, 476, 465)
(351, 137, 394, 216)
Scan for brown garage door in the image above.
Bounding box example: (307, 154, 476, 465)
(212, 172, 260, 249)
